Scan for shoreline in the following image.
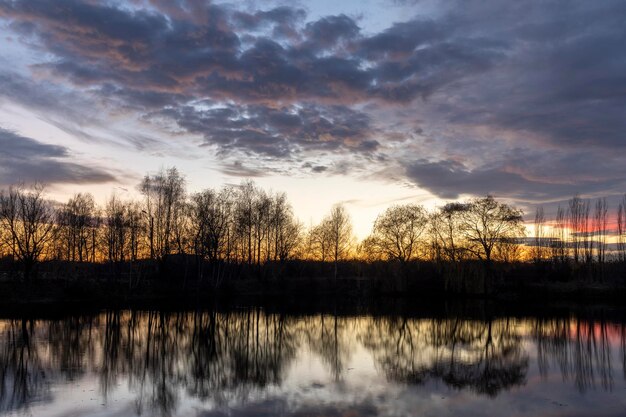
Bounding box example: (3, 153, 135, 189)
(2, 276, 626, 317)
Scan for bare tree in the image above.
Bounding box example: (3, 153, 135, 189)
(430, 203, 467, 263)
(323, 204, 353, 281)
(234, 180, 256, 265)
(458, 196, 525, 264)
(252, 190, 271, 266)
(126, 201, 144, 261)
(191, 187, 233, 264)
(0, 185, 56, 280)
(56, 193, 97, 262)
(270, 194, 301, 262)
(551, 205, 567, 263)
(593, 198, 608, 266)
(103, 194, 127, 263)
(367, 204, 428, 263)
(568, 195, 590, 264)
(140, 167, 186, 264)
(533, 206, 546, 262)
(494, 237, 523, 263)
(582, 200, 592, 265)
(618, 196, 626, 262)
(308, 222, 331, 262)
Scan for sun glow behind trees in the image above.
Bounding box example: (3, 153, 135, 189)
(0, 167, 625, 282)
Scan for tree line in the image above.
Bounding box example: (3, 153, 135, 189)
(0, 166, 624, 283)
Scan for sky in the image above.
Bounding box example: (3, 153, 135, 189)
(0, 0, 625, 237)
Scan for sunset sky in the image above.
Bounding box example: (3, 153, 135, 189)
(0, 0, 624, 237)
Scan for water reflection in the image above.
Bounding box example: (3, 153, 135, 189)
(362, 317, 528, 396)
(0, 310, 626, 416)
(0, 320, 50, 412)
(533, 317, 619, 392)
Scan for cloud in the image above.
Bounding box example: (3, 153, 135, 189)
(0, 128, 116, 186)
(218, 161, 267, 178)
(0, 0, 500, 107)
(404, 158, 624, 201)
(232, 6, 306, 39)
(156, 102, 376, 158)
(304, 14, 360, 49)
(427, 0, 626, 149)
(0, 0, 625, 203)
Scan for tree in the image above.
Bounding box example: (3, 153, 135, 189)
(270, 193, 301, 262)
(191, 187, 233, 264)
(140, 167, 186, 264)
(593, 198, 608, 266)
(103, 194, 128, 263)
(567, 195, 590, 264)
(458, 196, 525, 264)
(0, 185, 56, 280)
(56, 193, 97, 262)
(367, 204, 428, 263)
(551, 206, 567, 263)
(429, 203, 468, 263)
(126, 201, 144, 261)
(252, 190, 271, 266)
(308, 222, 331, 262)
(323, 204, 353, 280)
(234, 180, 256, 264)
(533, 206, 546, 263)
(618, 196, 626, 262)
(493, 237, 523, 263)
(275, 218, 301, 261)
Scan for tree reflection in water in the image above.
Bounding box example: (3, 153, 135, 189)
(0, 310, 625, 415)
(533, 317, 618, 392)
(303, 314, 355, 382)
(360, 317, 528, 396)
(0, 319, 50, 413)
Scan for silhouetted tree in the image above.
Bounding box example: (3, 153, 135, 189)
(56, 193, 98, 262)
(252, 189, 271, 266)
(0, 185, 56, 280)
(366, 204, 428, 263)
(568, 195, 590, 264)
(234, 180, 256, 265)
(270, 193, 302, 262)
(126, 201, 144, 261)
(308, 222, 331, 262)
(191, 188, 233, 264)
(533, 206, 546, 262)
(618, 196, 626, 262)
(140, 167, 186, 265)
(103, 194, 128, 264)
(593, 198, 608, 266)
(458, 196, 525, 264)
(429, 203, 468, 263)
(551, 205, 567, 263)
(190, 187, 235, 285)
(323, 204, 353, 280)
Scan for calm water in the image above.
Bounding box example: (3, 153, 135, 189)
(1, 307, 626, 416)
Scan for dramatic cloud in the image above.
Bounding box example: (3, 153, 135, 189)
(0, 0, 624, 203)
(0, 129, 115, 186)
(404, 159, 624, 201)
(0, 0, 505, 107)
(156, 102, 376, 157)
(0, 0, 496, 105)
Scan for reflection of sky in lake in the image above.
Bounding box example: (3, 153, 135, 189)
(1, 312, 626, 417)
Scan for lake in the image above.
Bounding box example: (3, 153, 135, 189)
(1, 304, 625, 416)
